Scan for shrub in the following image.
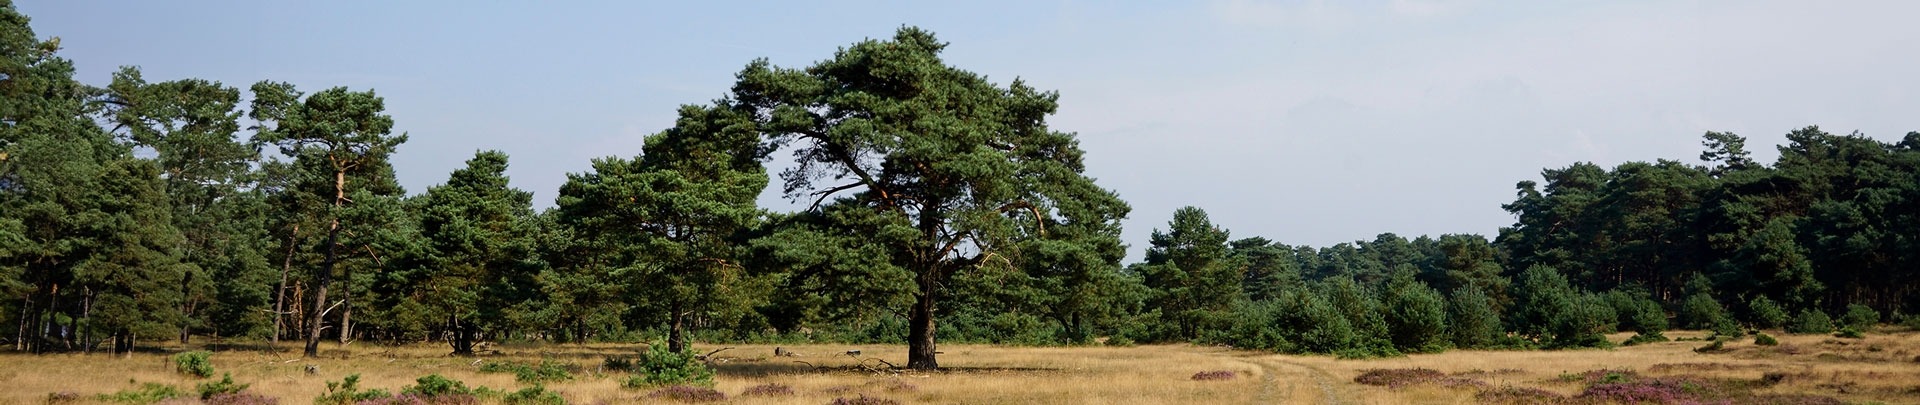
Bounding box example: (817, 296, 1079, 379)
(1212, 300, 1291, 352)
(644, 386, 725, 402)
(1447, 286, 1504, 349)
(1754, 333, 1779, 346)
(1747, 296, 1788, 329)
(827, 395, 899, 405)
(97, 383, 185, 405)
(1381, 276, 1450, 353)
(1622, 332, 1668, 346)
(618, 342, 714, 388)
(46, 392, 81, 404)
(501, 386, 565, 405)
(205, 393, 279, 405)
(1190, 370, 1237, 381)
(173, 351, 215, 378)
(738, 383, 794, 397)
(1694, 339, 1726, 353)
(196, 373, 250, 400)
(1786, 309, 1834, 334)
(1834, 327, 1864, 339)
(1840, 304, 1880, 330)
(601, 356, 633, 373)
(315, 374, 392, 405)
(1679, 294, 1731, 331)
(400, 374, 472, 398)
(1547, 293, 1614, 349)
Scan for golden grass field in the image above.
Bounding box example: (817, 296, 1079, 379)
(1, 329, 1916, 404)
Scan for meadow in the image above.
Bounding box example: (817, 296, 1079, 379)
(3, 329, 1917, 405)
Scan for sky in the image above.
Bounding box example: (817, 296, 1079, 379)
(19, 0, 1920, 260)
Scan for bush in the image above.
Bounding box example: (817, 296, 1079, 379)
(173, 351, 215, 378)
(1679, 294, 1731, 331)
(501, 386, 565, 405)
(738, 383, 795, 397)
(1834, 327, 1864, 339)
(1621, 332, 1668, 346)
(1840, 304, 1880, 330)
(644, 386, 725, 402)
(1546, 293, 1614, 349)
(97, 383, 185, 405)
(195, 373, 250, 400)
(1694, 339, 1726, 353)
(1785, 309, 1834, 334)
(1753, 332, 1779, 345)
(204, 393, 278, 405)
(1447, 286, 1503, 349)
(315, 374, 391, 405)
(400, 374, 472, 398)
(1381, 276, 1449, 353)
(619, 342, 714, 388)
(1747, 296, 1788, 329)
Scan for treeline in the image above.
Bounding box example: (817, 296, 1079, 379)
(3, 1, 1916, 366)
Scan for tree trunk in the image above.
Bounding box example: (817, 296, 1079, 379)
(305, 218, 340, 357)
(668, 301, 686, 353)
(81, 289, 92, 355)
(450, 316, 475, 355)
(272, 225, 297, 348)
(338, 268, 351, 345)
(906, 289, 938, 370)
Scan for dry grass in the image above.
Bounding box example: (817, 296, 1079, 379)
(2, 329, 1916, 404)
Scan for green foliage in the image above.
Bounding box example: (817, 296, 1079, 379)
(400, 374, 472, 397)
(172, 351, 215, 378)
(1446, 285, 1505, 349)
(1678, 293, 1731, 331)
(1840, 304, 1880, 330)
(1745, 296, 1788, 329)
(1785, 309, 1835, 334)
(619, 342, 714, 388)
(1546, 293, 1615, 349)
(1622, 332, 1669, 346)
(1138, 207, 1241, 342)
(1381, 273, 1449, 353)
(97, 383, 185, 405)
(1834, 327, 1864, 339)
(502, 386, 566, 405)
(195, 373, 250, 400)
(1753, 333, 1778, 346)
(314, 374, 390, 405)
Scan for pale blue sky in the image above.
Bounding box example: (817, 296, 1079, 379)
(21, 1, 1920, 258)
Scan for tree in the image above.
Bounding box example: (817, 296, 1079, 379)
(102, 67, 270, 342)
(1138, 207, 1239, 341)
(1447, 286, 1503, 349)
(249, 82, 407, 357)
(557, 104, 767, 353)
(408, 151, 537, 354)
(1381, 271, 1448, 353)
(731, 27, 1128, 369)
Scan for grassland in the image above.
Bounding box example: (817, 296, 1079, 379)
(2, 329, 1916, 404)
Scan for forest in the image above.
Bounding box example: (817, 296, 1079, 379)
(3, 1, 1918, 372)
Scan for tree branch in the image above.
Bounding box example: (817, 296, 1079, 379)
(808, 182, 863, 211)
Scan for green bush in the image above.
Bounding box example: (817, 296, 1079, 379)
(1546, 293, 1614, 349)
(1746, 296, 1787, 329)
(1382, 276, 1450, 353)
(172, 351, 215, 378)
(1621, 332, 1668, 346)
(503, 386, 566, 405)
(1679, 294, 1732, 331)
(315, 374, 391, 405)
(1785, 309, 1834, 334)
(97, 383, 185, 405)
(1447, 286, 1504, 349)
(1211, 300, 1292, 352)
(1693, 339, 1726, 353)
(619, 341, 714, 388)
(1753, 333, 1778, 346)
(195, 373, 250, 400)
(400, 374, 472, 397)
(1834, 327, 1865, 339)
(1840, 304, 1880, 330)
